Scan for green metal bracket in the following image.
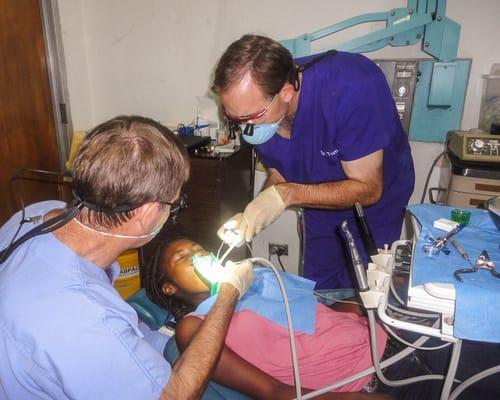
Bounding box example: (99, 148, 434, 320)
(281, 0, 470, 142)
(423, 16, 460, 62)
(409, 59, 470, 141)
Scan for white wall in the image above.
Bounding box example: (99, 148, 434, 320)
(57, 0, 500, 268)
(59, 0, 500, 128)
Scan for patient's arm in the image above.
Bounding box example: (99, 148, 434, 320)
(176, 316, 393, 400)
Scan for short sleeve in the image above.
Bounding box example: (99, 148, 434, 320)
(336, 68, 397, 162)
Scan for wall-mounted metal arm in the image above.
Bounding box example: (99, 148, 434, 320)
(281, 0, 458, 62)
(280, 0, 469, 143)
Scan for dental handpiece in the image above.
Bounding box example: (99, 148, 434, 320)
(450, 238, 474, 268)
(354, 203, 378, 257)
(340, 221, 369, 291)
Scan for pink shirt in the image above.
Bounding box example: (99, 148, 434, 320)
(194, 303, 387, 392)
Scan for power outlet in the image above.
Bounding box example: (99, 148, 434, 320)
(268, 243, 288, 257)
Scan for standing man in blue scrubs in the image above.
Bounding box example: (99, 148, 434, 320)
(214, 35, 415, 289)
(0, 116, 254, 400)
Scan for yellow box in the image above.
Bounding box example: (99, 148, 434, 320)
(114, 249, 141, 299)
(65, 131, 86, 170)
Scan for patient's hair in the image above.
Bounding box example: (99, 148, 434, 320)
(212, 34, 296, 98)
(72, 115, 190, 228)
(143, 241, 195, 321)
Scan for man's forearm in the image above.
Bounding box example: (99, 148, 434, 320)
(276, 179, 382, 210)
(263, 170, 284, 190)
(161, 284, 238, 400)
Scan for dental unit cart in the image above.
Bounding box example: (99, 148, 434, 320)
(365, 204, 500, 400)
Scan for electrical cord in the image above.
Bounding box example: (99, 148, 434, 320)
(0, 206, 81, 264)
(0, 174, 30, 264)
(276, 253, 286, 272)
(0, 210, 27, 264)
(420, 149, 448, 204)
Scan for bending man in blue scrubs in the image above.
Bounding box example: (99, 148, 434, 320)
(0, 116, 254, 400)
(214, 35, 415, 289)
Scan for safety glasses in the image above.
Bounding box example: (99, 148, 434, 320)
(161, 192, 188, 223)
(222, 94, 278, 124)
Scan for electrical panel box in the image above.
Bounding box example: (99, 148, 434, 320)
(375, 60, 418, 135)
(375, 58, 471, 142)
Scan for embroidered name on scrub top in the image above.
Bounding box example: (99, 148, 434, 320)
(320, 148, 340, 158)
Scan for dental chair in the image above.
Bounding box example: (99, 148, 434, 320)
(127, 289, 250, 400)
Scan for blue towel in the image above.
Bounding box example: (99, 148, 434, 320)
(408, 204, 500, 343)
(195, 267, 318, 334)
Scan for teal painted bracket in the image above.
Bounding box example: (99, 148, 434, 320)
(409, 59, 471, 142)
(280, 1, 470, 142)
(423, 16, 460, 62)
(281, 9, 431, 57)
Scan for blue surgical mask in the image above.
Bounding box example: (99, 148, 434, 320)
(241, 115, 285, 145)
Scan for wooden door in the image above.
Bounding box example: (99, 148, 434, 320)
(0, 0, 61, 223)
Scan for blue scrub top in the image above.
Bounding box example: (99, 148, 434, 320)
(0, 201, 171, 399)
(257, 51, 415, 289)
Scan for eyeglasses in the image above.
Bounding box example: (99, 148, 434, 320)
(161, 192, 188, 223)
(222, 94, 278, 124)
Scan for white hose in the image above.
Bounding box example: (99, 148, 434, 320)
(367, 311, 461, 389)
(249, 257, 303, 399)
(298, 332, 433, 399)
(448, 365, 500, 400)
(222, 245, 466, 399)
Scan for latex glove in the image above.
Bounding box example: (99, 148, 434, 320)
(217, 213, 245, 247)
(219, 259, 254, 298)
(240, 185, 286, 242)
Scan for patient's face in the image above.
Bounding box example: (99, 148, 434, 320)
(162, 239, 211, 295)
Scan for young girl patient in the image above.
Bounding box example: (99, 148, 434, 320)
(144, 239, 391, 400)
